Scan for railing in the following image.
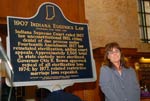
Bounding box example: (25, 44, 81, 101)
(0, 37, 14, 101)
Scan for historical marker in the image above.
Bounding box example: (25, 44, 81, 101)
(6, 2, 96, 87)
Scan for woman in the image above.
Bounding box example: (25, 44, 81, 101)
(99, 42, 140, 101)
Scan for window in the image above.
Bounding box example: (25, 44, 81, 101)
(138, 0, 150, 43)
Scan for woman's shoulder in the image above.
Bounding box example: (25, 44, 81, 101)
(101, 65, 109, 69)
(100, 65, 113, 79)
(124, 67, 136, 74)
(100, 65, 112, 72)
(124, 66, 135, 71)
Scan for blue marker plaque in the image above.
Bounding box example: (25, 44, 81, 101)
(7, 2, 96, 87)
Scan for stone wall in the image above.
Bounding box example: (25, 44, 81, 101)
(85, 0, 150, 52)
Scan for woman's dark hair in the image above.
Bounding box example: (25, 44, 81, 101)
(103, 42, 129, 68)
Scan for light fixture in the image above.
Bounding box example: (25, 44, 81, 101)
(139, 57, 150, 63)
(134, 62, 140, 70)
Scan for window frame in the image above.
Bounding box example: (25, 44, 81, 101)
(138, 0, 150, 43)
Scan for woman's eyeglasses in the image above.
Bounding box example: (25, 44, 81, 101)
(108, 49, 120, 55)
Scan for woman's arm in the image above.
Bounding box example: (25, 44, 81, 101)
(99, 66, 120, 101)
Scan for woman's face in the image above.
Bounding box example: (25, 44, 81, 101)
(107, 47, 121, 64)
